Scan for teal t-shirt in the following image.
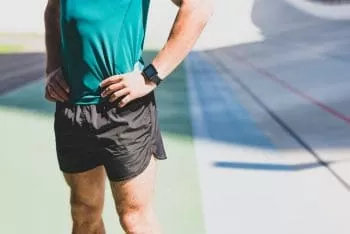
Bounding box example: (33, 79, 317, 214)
(60, 0, 150, 104)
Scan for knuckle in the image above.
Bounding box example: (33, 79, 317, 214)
(48, 81, 54, 89)
(46, 81, 51, 88)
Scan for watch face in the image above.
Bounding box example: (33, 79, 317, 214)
(144, 65, 157, 78)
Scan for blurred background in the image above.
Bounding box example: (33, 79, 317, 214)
(1, 0, 350, 233)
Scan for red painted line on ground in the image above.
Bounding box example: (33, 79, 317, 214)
(231, 52, 350, 125)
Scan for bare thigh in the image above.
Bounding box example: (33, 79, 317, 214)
(110, 156, 157, 215)
(64, 166, 107, 220)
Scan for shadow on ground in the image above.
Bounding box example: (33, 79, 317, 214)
(189, 0, 350, 181)
(201, 0, 350, 148)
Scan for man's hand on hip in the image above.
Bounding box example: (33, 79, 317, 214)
(100, 71, 156, 108)
(45, 67, 70, 102)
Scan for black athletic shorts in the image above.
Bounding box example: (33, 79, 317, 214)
(54, 92, 167, 181)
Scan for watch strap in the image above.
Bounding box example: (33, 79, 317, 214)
(142, 64, 162, 86)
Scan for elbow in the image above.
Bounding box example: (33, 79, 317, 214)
(185, 0, 213, 25)
(203, 4, 214, 21)
(180, 0, 214, 22)
(171, 0, 182, 7)
(195, 2, 214, 26)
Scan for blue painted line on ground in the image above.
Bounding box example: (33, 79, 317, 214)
(214, 161, 323, 171)
(186, 52, 274, 149)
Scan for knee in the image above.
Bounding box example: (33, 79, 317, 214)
(70, 196, 103, 225)
(119, 206, 153, 233)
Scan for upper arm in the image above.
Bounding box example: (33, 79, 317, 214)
(45, 0, 60, 22)
(46, 0, 60, 12)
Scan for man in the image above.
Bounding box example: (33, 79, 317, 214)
(44, 0, 212, 233)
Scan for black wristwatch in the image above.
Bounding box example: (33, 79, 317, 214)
(142, 64, 162, 86)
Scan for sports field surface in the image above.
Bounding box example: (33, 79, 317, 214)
(1, 0, 350, 233)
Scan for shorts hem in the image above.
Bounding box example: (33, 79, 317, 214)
(154, 154, 167, 160)
(108, 153, 152, 182)
(59, 162, 103, 175)
(108, 146, 166, 182)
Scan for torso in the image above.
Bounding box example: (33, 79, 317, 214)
(60, 0, 150, 104)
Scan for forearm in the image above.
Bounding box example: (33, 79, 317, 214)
(152, 0, 213, 79)
(44, 3, 61, 74)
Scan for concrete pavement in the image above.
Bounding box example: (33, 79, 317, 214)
(1, 0, 350, 233)
(185, 0, 350, 233)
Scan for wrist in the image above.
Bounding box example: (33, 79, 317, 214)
(46, 65, 60, 76)
(146, 80, 157, 91)
(45, 58, 61, 74)
(46, 67, 61, 80)
(151, 60, 167, 79)
(141, 64, 163, 87)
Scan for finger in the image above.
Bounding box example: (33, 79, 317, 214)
(50, 80, 69, 100)
(119, 95, 132, 108)
(100, 75, 123, 88)
(101, 82, 125, 97)
(45, 89, 56, 102)
(45, 85, 56, 101)
(48, 86, 63, 102)
(48, 84, 65, 102)
(55, 73, 70, 92)
(46, 89, 60, 102)
(109, 88, 130, 103)
(46, 73, 69, 101)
